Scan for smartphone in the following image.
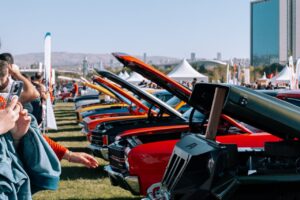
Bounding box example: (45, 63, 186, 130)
(6, 81, 24, 105)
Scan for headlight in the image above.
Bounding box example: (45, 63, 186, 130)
(124, 147, 131, 170)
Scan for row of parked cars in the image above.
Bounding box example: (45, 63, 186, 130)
(74, 52, 300, 200)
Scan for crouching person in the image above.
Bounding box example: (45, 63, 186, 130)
(0, 96, 61, 199)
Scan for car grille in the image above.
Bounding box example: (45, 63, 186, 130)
(161, 147, 190, 192)
(90, 131, 103, 146)
(108, 141, 126, 173)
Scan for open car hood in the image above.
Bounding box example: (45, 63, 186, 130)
(112, 52, 191, 103)
(189, 83, 300, 140)
(96, 70, 183, 119)
(93, 76, 149, 113)
(85, 80, 131, 104)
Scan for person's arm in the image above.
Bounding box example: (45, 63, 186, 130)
(43, 135, 98, 168)
(43, 135, 68, 160)
(8, 65, 40, 103)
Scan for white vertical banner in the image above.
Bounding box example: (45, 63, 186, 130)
(244, 68, 250, 84)
(288, 56, 296, 89)
(226, 64, 231, 84)
(44, 32, 57, 130)
(295, 58, 300, 89)
(52, 69, 55, 86)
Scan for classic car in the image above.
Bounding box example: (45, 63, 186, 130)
(75, 80, 130, 122)
(83, 91, 185, 137)
(146, 83, 300, 200)
(104, 53, 283, 196)
(87, 70, 186, 159)
(81, 75, 150, 135)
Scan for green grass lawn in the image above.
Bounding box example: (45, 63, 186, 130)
(33, 102, 139, 200)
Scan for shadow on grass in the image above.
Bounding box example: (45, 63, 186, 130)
(60, 165, 107, 180)
(56, 118, 77, 122)
(56, 122, 79, 126)
(54, 109, 74, 112)
(59, 198, 141, 200)
(52, 135, 86, 142)
(67, 147, 91, 154)
(55, 114, 76, 118)
(47, 128, 81, 134)
(58, 127, 82, 132)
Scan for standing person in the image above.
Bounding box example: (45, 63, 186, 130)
(191, 78, 197, 89)
(72, 80, 79, 98)
(0, 53, 40, 103)
(0, 55, 98, 168)
(0, 96, 61, 199)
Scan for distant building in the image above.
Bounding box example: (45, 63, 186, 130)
(82, 57, 88, 77)
(251, 0, 300, 66)
(217, 52, 222, 60)
(191, 52, 196, 62)
(143, 53, 147, 63)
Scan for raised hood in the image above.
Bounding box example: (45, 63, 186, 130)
(96, 70, 183, 119)
(189, 83, 300, 140)
(112, 52, 191, 103)
(93, 76, 149, 113)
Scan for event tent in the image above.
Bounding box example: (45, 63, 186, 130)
(118, 71, 130, 80)
(123, 71, 130, 79)
(167, 59, 208, 82)
(270, 66, 291, 85)
(118, 71, 124, 78)
(126, 72, 146, 85)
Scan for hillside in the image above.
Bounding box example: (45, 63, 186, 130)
(14, 52, 179, 71)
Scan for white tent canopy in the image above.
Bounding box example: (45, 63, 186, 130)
(126, 72, 146, 85)
(270, 66, 291, 84)
(123, 71, 130, 79)
(118, 71, 124, 78)
(167, 59, 208, 82)
(259, 72, 268, 80)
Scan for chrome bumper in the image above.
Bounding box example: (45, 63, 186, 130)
(104, 165, 140, 195)
(81, 127, 88, 135)
(143, 182, 171, 200)
(87, 144, 109, 160)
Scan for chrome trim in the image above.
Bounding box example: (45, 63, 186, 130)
(104, 165, 140, 194)
(146, 182, 171, 200)
(81, 128, 88, 135)
(87, 144, 109, 160)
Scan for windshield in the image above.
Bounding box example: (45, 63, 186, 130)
(140, 91, 172, 108)
(165, 96, 181, 107)
(182, 107, 205, 122)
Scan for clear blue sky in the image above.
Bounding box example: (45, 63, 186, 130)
(0, 0, 250, 59)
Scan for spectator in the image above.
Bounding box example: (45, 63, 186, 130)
(191, 78, 197, 89)
(0, 54, 40, 103)
(71, 80, 79, 97)
(0, 95, 61, 199)
(0, 55, 98, 169)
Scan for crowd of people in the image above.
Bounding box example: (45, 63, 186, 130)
(138, 77, 198, 90)
(0, 53, 98, 198)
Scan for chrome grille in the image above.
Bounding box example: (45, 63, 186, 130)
(91, 131, 103, 146)
(108, 142, 126, 172)
(161, 148, 190, 192)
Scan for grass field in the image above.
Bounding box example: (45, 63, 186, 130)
(33, 102, 139, 200)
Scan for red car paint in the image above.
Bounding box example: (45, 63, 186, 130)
(122, 115, 281, 195)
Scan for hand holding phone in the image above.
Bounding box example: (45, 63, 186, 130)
(6, 81, 23, 105)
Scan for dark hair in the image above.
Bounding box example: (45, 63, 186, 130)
(0, 60, 9, 77)
(35, 72, 43, 80)
(0, 53, 14, 64)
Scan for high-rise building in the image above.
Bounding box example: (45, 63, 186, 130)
(143, 53, 147, 63)
(191, 52, 196, 62)
(217, 52, 222, 60)
(251, 0, 300, 66)
(82, 57, 88, 77)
